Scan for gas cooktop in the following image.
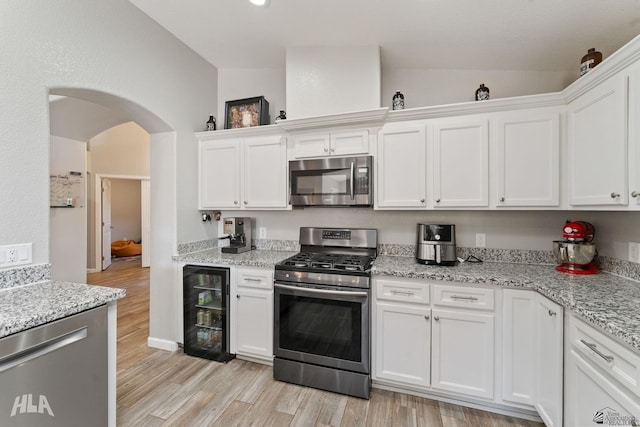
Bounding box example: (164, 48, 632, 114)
(277, 252, 374, 272)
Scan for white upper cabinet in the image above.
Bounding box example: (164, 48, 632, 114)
(567, 74, 628, 206)
(431, 117, 489, 208)
(200, 139, 241, 209)
(293, 130, 369, 158)
(494, 108, 560, 207)
(376, 124, 427, 209)
(243, 136, 288, 209)
(198, 131, 288, 210)
(628, 61, 640, 209)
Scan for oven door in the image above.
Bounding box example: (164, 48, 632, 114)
(274, 282, 369, 374)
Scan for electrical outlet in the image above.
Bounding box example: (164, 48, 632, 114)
(7, 248, 17, 263)
(259, 227, 267, 239)
(476, 233, 486, 248)
(629, 242, 640, 264)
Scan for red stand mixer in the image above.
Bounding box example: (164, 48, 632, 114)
(552, 221, 599, 274)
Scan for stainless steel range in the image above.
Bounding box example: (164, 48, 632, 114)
(273, 227, 377, 399)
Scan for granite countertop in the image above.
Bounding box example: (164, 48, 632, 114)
(177, 248, 297, 268)
(0, 281, 126, 338)
(177, 248, 640, 351)
(373, 255, 640, 352)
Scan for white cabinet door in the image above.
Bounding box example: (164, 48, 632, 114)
(374, 302, 431, 388)
(494, 109, 560, 207)
(628, 62, 640, 209)
(200, 139, 241, 209)
(502, 289, 536, 406)
(330, 130, 369, 156)
(567, 75, 628, 206)
(432, 118, 489, 207)
(431, 308, 494, 399)
(243, 135, 288, 208)
(293, 133, 330, 158)
(376, 125, 427, 208)
(535, 293, 563, 427)
(566, 349, 640, 427)
(235, 268, 273, 361)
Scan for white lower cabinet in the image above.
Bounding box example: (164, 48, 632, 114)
(374, 303, 431, 387)
(535, 293, 563, 427)
(431, 308, 494, 398)
(234, 267, 273, 362)
(565, 314, 640, 426)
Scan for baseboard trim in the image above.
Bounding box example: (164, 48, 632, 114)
(87, 268, 101, 274)
(147, 336, 179, 352)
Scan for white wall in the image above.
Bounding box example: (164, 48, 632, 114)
(50, 136, 87, 283)
(110, 179, 142, 243)
(0, 0, 218, 346)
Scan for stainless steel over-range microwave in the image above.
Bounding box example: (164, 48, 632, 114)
(289, 155, 373, 207)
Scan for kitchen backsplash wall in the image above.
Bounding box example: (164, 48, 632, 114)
(212, 209, 640, 262)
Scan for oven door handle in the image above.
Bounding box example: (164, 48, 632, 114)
(275, 283, 368, 298)
(349, 161, 355, 200)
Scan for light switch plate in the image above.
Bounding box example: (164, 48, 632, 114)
(476, 233, 486, 248)
(629, 242, 640, 264)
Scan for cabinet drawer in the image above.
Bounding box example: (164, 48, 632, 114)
(374, 277, 429, 305)
(236, 267, 273, 290)
(433, 284, 494, 311)
(570, 314, 640, 396)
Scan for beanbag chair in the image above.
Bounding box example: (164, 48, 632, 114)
(111, 240, 142, 257)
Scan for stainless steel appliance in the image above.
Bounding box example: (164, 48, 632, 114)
(289, 155, 373, 207)
(553, 220, 599, 274)
(273, 227, 377, 399)
(183, 265, 234, 362)
(221, 217, 252, 254)
(416, 223, 457, 266)
(0, 306, 107, 427)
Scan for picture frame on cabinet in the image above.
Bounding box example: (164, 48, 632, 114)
(224, 96, 270, 129)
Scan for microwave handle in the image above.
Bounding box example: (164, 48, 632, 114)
(350, 161, 355, 200)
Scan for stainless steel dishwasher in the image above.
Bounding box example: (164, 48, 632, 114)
(0, 305, 108, 427)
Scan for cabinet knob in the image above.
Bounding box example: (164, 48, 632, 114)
(234, 200, 238, 205)
(632, 191, 639, 198)
(421, 198, 426, 203)
(244, 200, 248, 205)
(499, 197, 505, 202)
(610, 192, 620, 199)
(324, 148, 329, 153)
(424, 315, 430, 320)
(330, 147, 335, 153)
(548, 309, 556, 317)
(434, 316, 440, 321)
(236, 295, 240, 299)
(434, 198, 439, 203)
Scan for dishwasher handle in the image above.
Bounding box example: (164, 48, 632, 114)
(0, 327, 87, 374)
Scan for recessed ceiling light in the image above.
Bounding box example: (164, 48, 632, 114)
(249, 0, 269, 6)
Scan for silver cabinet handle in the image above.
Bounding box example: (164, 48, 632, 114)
(434, 316, 440, 321)
(435, 198, 440, 203)
(499, 197, 505, 202)
(424, 315, 430, 320)
(548, 310, 557, 316)
(580, 339, 614, 362)
(323, 147, 329, 153)
(243, 277, 262, 282)
(330, 147, 335, 152)
(391, 289, 414, 296)
(234, 200, 238, 205)
(611, 192, 620, 199)
(451, 295, 478, 301)
(632, 191, 640, 198)
(244, 200, 248, 205)
(420, 198, 425, 203)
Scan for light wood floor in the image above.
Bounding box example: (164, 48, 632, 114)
(88, 258, 543, 427)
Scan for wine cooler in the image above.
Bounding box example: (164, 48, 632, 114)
(183, 265, 234, 362)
